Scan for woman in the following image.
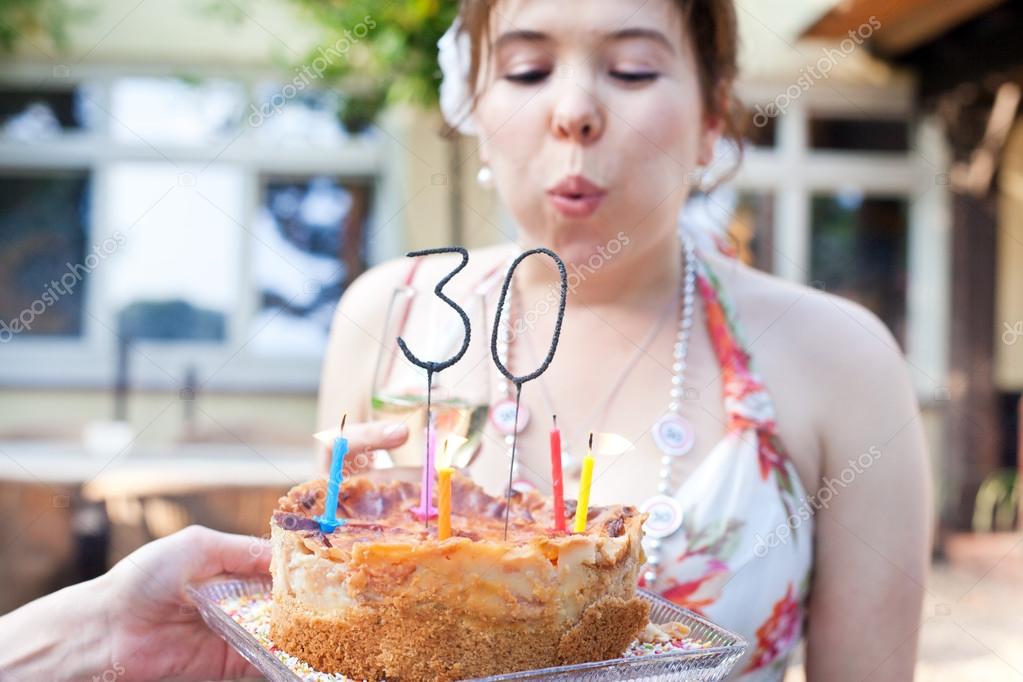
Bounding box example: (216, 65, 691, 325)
(320, 0, 931, 679)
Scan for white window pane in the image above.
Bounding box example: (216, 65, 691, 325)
(249, 83, 367, 147)
(249, 175, 372, 355)
(109, 77, 244, 145)
(103, 163, 244, 341)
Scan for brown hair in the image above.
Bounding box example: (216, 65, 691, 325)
(451, 0, 745, 161)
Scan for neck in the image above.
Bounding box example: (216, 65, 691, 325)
(514, 228, 683, 308)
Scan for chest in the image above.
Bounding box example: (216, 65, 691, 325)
(466, 307, 821, 506)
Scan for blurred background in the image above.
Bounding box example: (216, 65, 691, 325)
(0, 0, 1020, 678)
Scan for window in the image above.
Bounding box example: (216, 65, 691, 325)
(249, 175, 373, 354)
(808, 115, 910, 152)
(250, 83, 354, 148)
(109, 77, 245, 145)
(0, 85, 98, 139)
(810, 193, 909, 345)
(0, 171, 90, 339)
(0, 73, 386, 390)
(732, 82, 944, 397)
(103, 163, 245, 342)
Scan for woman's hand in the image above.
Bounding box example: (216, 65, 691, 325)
(316, 419, 409, 474)
(0, 525, 270, 682)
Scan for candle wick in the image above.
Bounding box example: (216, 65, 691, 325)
(553, 414, 558, 428)
(588, 432, 594, 451)
(340, 412, 347, 433)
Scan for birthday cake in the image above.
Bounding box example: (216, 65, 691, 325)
(268, 472, 650, 681)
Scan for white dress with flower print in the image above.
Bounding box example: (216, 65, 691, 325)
(643, 255, 813, 680)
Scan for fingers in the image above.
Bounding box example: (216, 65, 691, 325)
(318, 420, 409, 473)
(345, 420, 409, 452)
(179, 526, 271, 583)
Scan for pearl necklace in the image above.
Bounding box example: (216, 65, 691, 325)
(493, 235, 697, 588)
(642, 234, 696, 588)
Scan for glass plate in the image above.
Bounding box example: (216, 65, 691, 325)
(187, 577, 747, 681)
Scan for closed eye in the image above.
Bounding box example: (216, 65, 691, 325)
(610, 71, 659, 83)
(506, 69, 659, 85)
(505, 70, 550, 85)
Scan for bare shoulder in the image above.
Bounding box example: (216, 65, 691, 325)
(703, 250, 906, 383)
(701, 251, 919, 482)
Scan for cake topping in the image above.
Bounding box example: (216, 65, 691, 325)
(274, 471, 640, 552)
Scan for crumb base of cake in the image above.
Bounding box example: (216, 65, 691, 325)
(270, 591, 650, 681)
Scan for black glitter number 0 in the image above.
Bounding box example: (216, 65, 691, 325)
(489, 247, 568, 537)
(490, 248, 568, 385)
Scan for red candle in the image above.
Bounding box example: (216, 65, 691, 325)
(550, 415, 566, 531)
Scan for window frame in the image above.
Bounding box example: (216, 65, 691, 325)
(734, 80, 951, 400)
(0, 63, 401, 392)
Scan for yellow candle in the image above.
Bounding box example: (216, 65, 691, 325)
(574, 434, 596, 533)
(438, 466, 453, 540)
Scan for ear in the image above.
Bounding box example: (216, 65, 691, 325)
(698, 112, 725, 167)
(698, 86, 730, 166)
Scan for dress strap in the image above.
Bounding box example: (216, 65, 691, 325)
(692, 254, 779, 435)
(694, 252, 801, 501)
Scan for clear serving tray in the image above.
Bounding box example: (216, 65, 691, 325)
(187, 577, 747, 682)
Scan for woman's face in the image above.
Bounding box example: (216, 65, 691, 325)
(473, 0, 721, 264)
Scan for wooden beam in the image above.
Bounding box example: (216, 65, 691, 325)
(874, 0, 1006, 55)
(896, 2, 1023, 101)
(946, 191, 1001, 530)
(802, 0, 1006, 56)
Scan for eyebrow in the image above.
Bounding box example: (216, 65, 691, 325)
(494, 27, 676, 54)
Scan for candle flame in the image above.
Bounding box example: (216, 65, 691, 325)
(313, 427, 339, 447)
(590, 432, 634, 457)
(436, 434, 468, 469)
(315, 412, 350, 446)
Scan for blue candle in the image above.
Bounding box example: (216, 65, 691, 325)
(316, 414, 349, 533)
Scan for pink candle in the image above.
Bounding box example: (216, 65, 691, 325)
(415, 418, 439, 520)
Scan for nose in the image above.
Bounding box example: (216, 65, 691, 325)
(550, 80, 605, 145)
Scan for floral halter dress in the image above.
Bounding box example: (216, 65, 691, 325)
(649, 254, 813, 679)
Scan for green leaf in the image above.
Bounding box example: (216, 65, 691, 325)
(283, 0, 459, 125)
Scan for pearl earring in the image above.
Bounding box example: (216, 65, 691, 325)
(476, 165, 494, 189)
